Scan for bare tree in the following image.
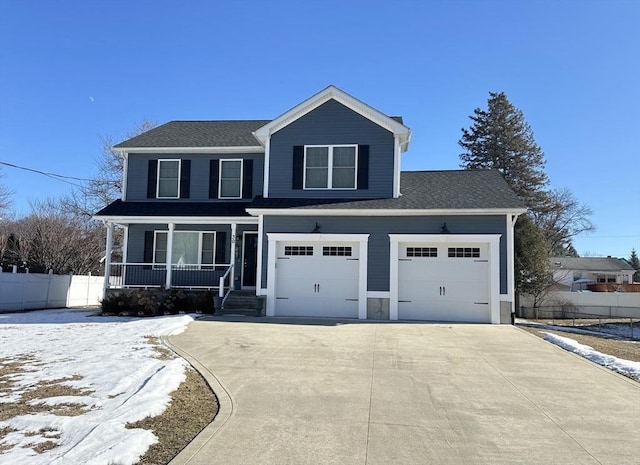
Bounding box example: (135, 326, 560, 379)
(0, 168, 12, 218)
(3, 199, 104, 274)
(532, 188, 595, 256)
(64, 120, 156, 219)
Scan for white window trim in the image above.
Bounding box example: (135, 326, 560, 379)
(153, 230, 216, 268)
(303, 144, 358, 190)
(156, 159, 181, 199)
(218, 159, 243, 199)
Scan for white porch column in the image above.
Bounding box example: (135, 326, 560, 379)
(165, 223, 175, 289)
(231, 222, 237, 266)
(256, 215, 264, 295)
(103, 222, 114, 293)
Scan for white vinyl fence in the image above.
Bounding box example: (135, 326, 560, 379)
(520, 291, 640, 319)
(0, 271, 104, 312)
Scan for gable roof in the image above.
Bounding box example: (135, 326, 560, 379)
(550, 257, 635, 272)
(113, 120, 270, 150)
(252, 85, 412, 151)
(248, 170, 526, 214)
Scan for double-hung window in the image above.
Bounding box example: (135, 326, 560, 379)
(157, 159, 181, 199)
(304, 145, 357, 189)
(154, 231, 216, 268)
(219, 159, 242, 199)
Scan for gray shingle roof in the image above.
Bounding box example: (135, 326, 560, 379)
(249, 170, 526, 211)
(95, 200, 251, 217)
(114, 117, 404, 150)
(550, 257, 635, 272)
(113, 120, 270, 148)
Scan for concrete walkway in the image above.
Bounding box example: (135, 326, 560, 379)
(166, 318, 640, 465)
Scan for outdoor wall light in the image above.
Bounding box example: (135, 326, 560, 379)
(441, 222, 450, 234)
(311, 222, 321, 233)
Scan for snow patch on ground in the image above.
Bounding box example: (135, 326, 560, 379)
(543, 332, 640, 381)
(0, 309, 194, 465)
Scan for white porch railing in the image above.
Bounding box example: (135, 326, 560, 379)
(106, 263, 234, 294)
(219, 264, 234, 303)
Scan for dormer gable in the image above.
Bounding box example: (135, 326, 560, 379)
(254, 86, 411, 199)
(253, 85, 411, 150)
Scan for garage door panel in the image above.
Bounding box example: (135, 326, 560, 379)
(398, 279, 441, 301)
(275, 297, 358, 318)
(274, 241, 360, 318)
(399, 299, 490, 323)
(397, 241, 492, 323)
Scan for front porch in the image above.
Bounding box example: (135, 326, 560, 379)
(101, 215, 260, 301)
(106, 263, 235, 294)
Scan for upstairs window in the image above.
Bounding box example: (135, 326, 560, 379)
(304, 145, 357, 189)
(219, 159, 242, 199)
(157, 159, 181, 199)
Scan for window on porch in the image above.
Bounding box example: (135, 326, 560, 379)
(154, 231, 216, 268)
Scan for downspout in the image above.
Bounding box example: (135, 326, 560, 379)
(508, 213, 522, 322)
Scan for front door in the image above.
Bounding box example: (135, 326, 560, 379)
(241, 232, 258, 288)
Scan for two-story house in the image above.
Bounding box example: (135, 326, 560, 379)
(95, 86, 526, 323)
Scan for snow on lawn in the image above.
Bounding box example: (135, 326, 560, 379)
(0, 308, 194, 465)
(543, 332, 640, 381)
(517, 318, 640, 340)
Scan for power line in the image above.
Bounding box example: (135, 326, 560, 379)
(0, 161, 92, 187)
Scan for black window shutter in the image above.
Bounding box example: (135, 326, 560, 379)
(147, 160, 158, 198)
(292, 146, 304, 189)
(143, 231, 154, 269)
(357, 145, 369, 190)
(209, 160, 219, 199)
(242, 159, 254, 199)
(216, 231, 227, 264)
(180, 160, 191, 199)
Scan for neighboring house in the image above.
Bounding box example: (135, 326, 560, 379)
(551, 256, 636, 290)
(95, 85, 526, 323)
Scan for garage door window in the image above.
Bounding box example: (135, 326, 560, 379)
(448, 247, 480, 258)
(406, 247, 437, 257)
(322, 246, 352, 257)
(284, 246, 314, 256)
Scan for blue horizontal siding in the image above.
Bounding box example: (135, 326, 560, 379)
(261, 215, 508, 292)
(268, 99, 395, 198)
(126, 153, 264, 202)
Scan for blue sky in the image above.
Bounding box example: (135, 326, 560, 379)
(0, 0, 638, 258)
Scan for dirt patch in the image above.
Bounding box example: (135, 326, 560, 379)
(29, 440, 59, 453)
(0, 426, 17, 453)
(520, 326, 640, 363)
(129, 366, 218, 465)
(0, 356, 90, 455)
(143, 336, 175, 361)
(0, 375, 91, 422)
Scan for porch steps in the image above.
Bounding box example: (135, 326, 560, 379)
(222, 290, 262, 316)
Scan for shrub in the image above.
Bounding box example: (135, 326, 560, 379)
(161, 289, 188, 315)
(100, 292, 135, 315)
(193, 290, 214, 314)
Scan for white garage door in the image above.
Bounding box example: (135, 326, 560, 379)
(274, 242, 360, 318)
(398, 243, 491, 322)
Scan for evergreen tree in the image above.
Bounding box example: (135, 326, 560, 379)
(459, 92, 549, 209)
(514, 214, 554, 310)
(630, 248, 640, 282)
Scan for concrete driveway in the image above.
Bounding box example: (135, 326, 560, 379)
(166, 318, 640, 465)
